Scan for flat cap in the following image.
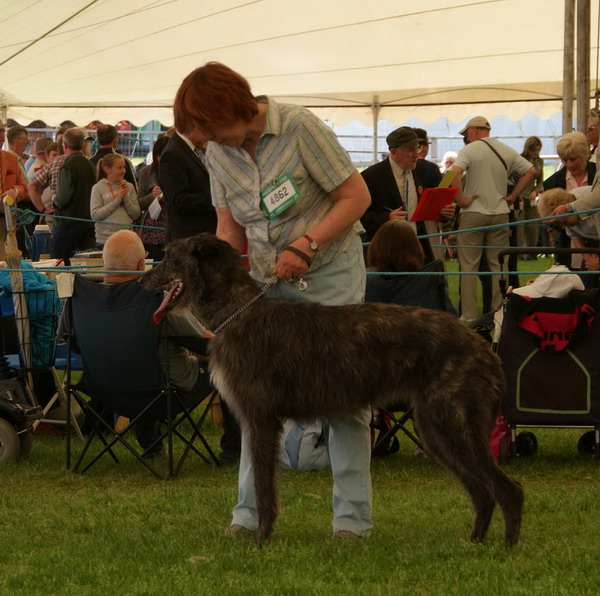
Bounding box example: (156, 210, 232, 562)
(386, 126, 419, 149)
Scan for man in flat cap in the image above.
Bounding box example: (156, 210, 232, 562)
(361, 126, 454, 261)
(450, 116, 536, 321)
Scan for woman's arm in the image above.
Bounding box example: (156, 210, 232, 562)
(274, 171, 371, 280)
(216, 206, 246, 253)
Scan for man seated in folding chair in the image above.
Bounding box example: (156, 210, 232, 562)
(365, 220, 457, 457)
(65, 230, 239, 473)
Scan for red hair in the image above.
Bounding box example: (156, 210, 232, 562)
(173, 62, 258, 134)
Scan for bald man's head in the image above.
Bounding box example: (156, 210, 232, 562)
(102, 230, 145, 280)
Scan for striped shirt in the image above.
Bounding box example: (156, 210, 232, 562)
(31, 154, 68, 193)
(206, 97, 362, 283)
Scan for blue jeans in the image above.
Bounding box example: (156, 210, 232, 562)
(230, 234, 373, 536)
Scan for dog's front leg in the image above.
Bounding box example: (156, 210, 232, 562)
(248, 416, 283, 543)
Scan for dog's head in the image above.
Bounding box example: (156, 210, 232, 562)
(142, 233, 249, 322)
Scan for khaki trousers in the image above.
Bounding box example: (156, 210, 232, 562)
(458, 211, 509, 321)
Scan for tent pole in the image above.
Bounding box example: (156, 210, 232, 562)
(563, 0, 575, 134)
(371, 95, 380, 165)
(576, 0, 591, 131)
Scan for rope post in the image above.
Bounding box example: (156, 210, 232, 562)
(563, 0, 575, 134)
(576, 0, 591, 132)
(371, 95, 380, 165)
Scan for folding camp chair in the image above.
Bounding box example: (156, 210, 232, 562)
(366, 259, 456, 456)
(64, 275, 219, 478)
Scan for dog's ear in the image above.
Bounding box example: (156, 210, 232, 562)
(190, 234, 237, 262)
(191, 241, 221, 262)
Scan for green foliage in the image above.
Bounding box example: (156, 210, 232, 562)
(1, 425, 600, 594)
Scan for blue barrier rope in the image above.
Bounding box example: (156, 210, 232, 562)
(429, 245, 559, 249)
(2, 264, 597, 277)
(366, 270, 600, 276)
(1, 266, 157, 275)
(6, 206, 599, 278)
(417, 208, 600, 241)
(14, 205, 600, 245)
(18, 210, 166, 231)
(21, 206, 600, 239)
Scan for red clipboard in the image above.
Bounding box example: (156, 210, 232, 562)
(410, 187, 458, 222)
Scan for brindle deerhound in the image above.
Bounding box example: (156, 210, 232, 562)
(143, 233, 524, 545)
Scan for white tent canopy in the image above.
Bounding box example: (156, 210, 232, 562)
(0, 0, 598, 127)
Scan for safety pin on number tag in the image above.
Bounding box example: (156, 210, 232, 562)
(296, 278, 308, 292)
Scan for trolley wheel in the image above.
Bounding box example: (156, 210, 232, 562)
(0, 418, 20, 462)
(17, 423, 34, 456)
(515, 431, 538, 457)
(577, 431, 596, 456)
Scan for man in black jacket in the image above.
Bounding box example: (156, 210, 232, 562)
(157, 130, 235, 462)
(52, 127, 96, 263)
(158, 130, 217, 242)
(361, 126, 454, 261)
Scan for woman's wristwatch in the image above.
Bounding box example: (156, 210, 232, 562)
(303, 234, 318, 252)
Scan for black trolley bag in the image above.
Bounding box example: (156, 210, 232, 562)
(497, 248, 600, 457)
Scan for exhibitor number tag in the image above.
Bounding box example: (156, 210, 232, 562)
(260, 173, 301, 220)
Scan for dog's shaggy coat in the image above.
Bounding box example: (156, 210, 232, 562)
(143, 234, 524, 545)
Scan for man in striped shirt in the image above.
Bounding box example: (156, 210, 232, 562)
(27, 151, 68, 214)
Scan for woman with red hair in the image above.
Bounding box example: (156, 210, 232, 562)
(174, 62, 373, 540)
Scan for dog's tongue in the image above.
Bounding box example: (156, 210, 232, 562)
(153, 281, 183, 324)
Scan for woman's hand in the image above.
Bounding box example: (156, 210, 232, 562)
(273, 250, 309, 281)
(151, 185, 162, 198)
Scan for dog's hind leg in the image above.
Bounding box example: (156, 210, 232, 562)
(457, 470, 496, 543)
(247, 416, 283, 543)
(417, 424, 496, 542)
(412, 407, 503, 544)
(488, 465, 524, 546)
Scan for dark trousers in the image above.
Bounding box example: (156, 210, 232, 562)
(52, 225, 95, 264)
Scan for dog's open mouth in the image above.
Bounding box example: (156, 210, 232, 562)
(153, 280, 184, 324)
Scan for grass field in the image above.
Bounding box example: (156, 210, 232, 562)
(1, 424, 600, 595)
(2, 256, 596, 595)
(444, 254, 554, 312)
